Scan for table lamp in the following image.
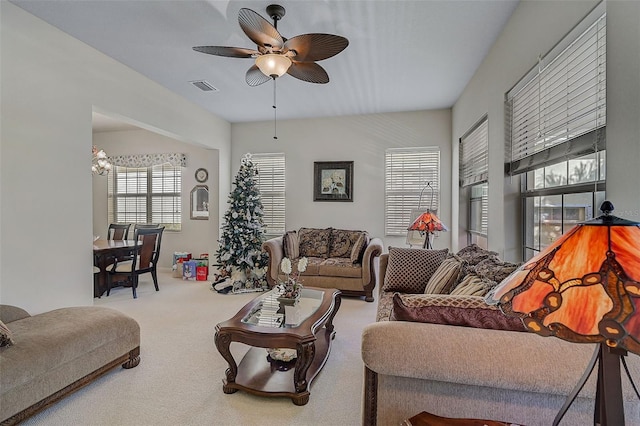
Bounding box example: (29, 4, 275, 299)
(486, 201, 640, 425)
(407, 210, 448, 249)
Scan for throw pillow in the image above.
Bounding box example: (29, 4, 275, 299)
(282, 230, 299, 259)
(350, 232, 368, 264)
(423, 254, 464, 294)
(456, 244, 501, 279)
(0, 319, 14, 348)
(298, 228, 331, 258)
(391, 293, 527, 332)
(473, 255, 520, 283)
(382, 247, 448, 294)
(329, 229, 363, 258)
(450, 274, 496, 296)
(456, 243, 498, 264)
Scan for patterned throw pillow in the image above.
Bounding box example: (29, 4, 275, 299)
(474, 256, 520, 283)
(456, 244, 499, 277)
(423, 254, 464, 294)
(0, 320, 15, 348)
(456, 244, 499, 263)
(298, 228, 331, 258)
(349, 232, 368, 264)
(450, 274, 496, 296)
(391, 293, 527, 332)
(382, 247, 449, 293)
(282, 230, 299, 259)
(329, 229, 363, 258)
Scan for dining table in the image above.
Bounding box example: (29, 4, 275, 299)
(93, 239, 140, 297)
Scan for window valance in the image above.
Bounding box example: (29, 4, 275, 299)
(109, 153, 187, 168)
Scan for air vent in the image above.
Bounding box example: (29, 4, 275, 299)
(190, 80, 219, 92)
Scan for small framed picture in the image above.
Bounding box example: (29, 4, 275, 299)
(313, 161, 353, 202)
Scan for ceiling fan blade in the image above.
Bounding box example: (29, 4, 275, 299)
(284, 34, 349, 62)
(287, 62, 330, 84)
(246, 65, 272, 87)
(193, 46, 258, 58)
(238, 8, 284, 50)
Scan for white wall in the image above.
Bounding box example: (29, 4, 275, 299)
(605, 0, 640, 219)
(231, 109, 452, 251)
(92, 129, 219, 269)
(451, 0, 604, 261)
(0, 2, 230, 313)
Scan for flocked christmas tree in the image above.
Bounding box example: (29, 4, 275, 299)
(215, 153, 268, 290)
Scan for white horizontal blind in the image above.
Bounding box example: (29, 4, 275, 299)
(151, 165, 181, 228)
(460, 117, 488, 187)
(506, 7, 606, 174)
(385, 147, 440, 236)
(108, 164, 181, 231)
(252, 153, 286, 236)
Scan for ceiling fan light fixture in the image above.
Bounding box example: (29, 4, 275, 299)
(255, 54, 291, 78)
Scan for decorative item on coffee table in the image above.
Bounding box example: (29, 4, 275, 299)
(276, 257, 308, 306)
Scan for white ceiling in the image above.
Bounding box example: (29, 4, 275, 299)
(13, 0, 519, 126)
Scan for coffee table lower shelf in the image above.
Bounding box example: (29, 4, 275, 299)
(222, 327, 334, 405)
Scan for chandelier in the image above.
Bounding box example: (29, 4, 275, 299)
(92, 146, 112, 175)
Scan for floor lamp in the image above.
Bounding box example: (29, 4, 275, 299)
(407, 181, 448, 249)
(486, 201, 640, 425)
(407, 210, 448, 249)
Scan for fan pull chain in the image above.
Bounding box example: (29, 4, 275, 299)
(272, 77, 278, 140)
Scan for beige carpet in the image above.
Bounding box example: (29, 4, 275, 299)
(23, 271, 378, 426)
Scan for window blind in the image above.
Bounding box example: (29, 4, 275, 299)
(252, 153, 286, 236)
(385, 147, 440, 236)
(506, 5, 606, 175)
(460, 117, 488, 187)
(108, 164, 181, 231)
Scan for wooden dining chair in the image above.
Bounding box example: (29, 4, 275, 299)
(133, 223, 160, 231)
(108, 223, 131, 240)
(107, 226, 165, 299)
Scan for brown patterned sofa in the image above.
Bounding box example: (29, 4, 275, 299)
(262, 227, 383, 302)
(0, 304, 140, 424)
(361, 246, 640, 425)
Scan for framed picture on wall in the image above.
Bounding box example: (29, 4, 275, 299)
(313, 161, 353, 202)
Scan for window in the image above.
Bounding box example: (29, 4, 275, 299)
(505, 5, 606, 176)
(522, 151, 606, 259)
(460, 117, 488, 236)
(469, 183, 488, 235)
(108, 164, 182, 231)
(507, 4, 606, 260)
(385, 147, 440, 236)
(252, 153, 285, 237)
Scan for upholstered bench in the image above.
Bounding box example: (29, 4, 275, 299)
(0, 305, 140, 424)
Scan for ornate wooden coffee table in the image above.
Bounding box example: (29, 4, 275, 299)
(214, 287, 341, 405)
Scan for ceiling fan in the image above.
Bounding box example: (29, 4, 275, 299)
(193, 4, 349, 86)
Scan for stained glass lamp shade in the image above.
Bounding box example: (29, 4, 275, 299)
(486, 201, 640, 425)
(407, 210, 448, 249)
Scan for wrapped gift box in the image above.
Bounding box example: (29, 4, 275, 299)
(196, 266, 208, 281)
(173, 252, 191, 265)
(182, 260, 197, 281)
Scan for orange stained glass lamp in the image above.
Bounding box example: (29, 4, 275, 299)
(486, 201, 640, 426)
(408, 210, 448, 249)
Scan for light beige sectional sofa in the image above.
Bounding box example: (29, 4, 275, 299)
(263, 227, 383, 301)
(361, 247, 640, 426)
(0, 304, 140, 425)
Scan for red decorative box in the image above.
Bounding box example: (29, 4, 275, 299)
(196, 266, 208, 281)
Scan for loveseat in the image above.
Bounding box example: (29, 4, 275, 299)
(361, 246, 640, 426)
(263, 227, 383, 301)
(0, 304, 140, 424)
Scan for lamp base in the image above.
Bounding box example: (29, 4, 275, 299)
(553, 344, 626, 426)
(422, 233, 434, 249)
